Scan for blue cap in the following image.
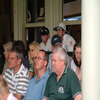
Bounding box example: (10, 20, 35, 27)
(51, 34, 61, 46)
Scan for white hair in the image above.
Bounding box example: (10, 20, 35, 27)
(53, 47, 67, 65)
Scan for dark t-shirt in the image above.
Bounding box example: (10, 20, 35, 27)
(44, 67, 81, 100)
(22, 57, 30, 69)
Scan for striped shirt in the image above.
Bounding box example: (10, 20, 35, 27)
(4, 64, 31, 96)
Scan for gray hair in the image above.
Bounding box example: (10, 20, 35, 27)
(10, 47, 23, 61)
(53, 47, 67, 65)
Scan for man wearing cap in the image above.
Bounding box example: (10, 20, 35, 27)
(47, 34, 71, 74)
(40, 27, 51, 52)
(53, 23, 76, 54)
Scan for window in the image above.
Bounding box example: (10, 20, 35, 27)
(26, 0, 45, 23)
(63, 0, 81, 21)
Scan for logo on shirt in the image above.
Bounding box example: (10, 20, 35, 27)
(69, 41, 73, 46)
(58, 86, 64, 93)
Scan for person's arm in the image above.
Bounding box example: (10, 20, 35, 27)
(69, 68, 81, 100)
(14, 94, 23, 100)
(74, 94, 82, 100)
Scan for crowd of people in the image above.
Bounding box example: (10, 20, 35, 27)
(0, 23, 82, 100)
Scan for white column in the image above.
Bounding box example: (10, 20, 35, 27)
(45, 0, 62, 37)
(82, 0, 100, 100)
(13, 0, 24, 40)
(45, 0, 54, 38)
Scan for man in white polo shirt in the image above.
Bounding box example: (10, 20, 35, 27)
(3, 47, 31, 100)
(40, 27, 51, 52)
(53, 23, 76, 55)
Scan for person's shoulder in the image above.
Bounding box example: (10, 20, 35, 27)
(67, 67, 76, 75)
(63, 34, 70, 41)
(5, 68, 12, 74)
(48, 72, 55, 79)
(40, 42, 44, 45)
(21, 64, 29, 71)
(71, 60, 76, 71)
(64, 34, 74, 39)
(3, 68, 12, 79)
(40, 42, 45, 48)
(22, 57, 30, 69)
(64, 34, 69, 38)
(71, 59, 75, 65)
(45, 69, 50, 77)
(46, 72, 56, 84)
(48, 37, 51, 41)
(67, 67, 78, 79)
(47, 38, 51, 45)
(29, 75, 37, 83)
(20, 64, 30, 77)
(67, 34, 75, 41)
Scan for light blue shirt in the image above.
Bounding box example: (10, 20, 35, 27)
(23, 70, 49, 100)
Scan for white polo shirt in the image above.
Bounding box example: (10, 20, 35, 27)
(4, 64, 31, 96)
(40, 37, 51, 52)
(62, 34, 76, 52)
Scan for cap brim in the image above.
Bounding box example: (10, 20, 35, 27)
(54, 42, 62, 46)
(40, 32, 49, 35)
(53, 26, 63, 31)
(53, 26, 69, 34)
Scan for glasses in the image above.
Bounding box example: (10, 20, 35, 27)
(34, 56, 45, 61)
